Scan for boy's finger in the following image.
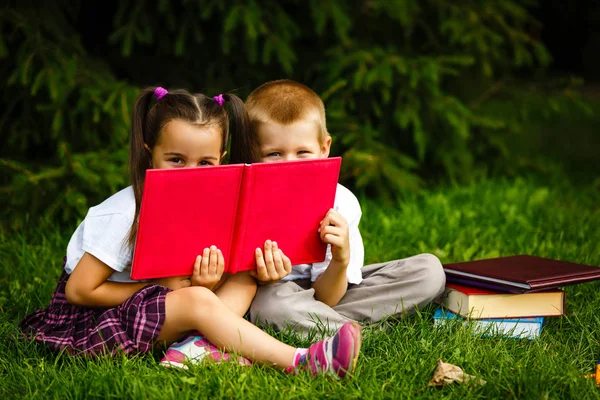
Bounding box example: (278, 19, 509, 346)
(323, 234, 344, 248)
(320, 225, 340, 242)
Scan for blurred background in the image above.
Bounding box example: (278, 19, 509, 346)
(1, 0, 598, 230)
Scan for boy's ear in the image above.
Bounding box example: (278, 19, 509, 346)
(321, 136, 332, 158)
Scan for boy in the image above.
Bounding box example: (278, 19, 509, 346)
(246, 79, 445, 335)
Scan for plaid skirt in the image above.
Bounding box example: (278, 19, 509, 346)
(19, 270, 170, 357)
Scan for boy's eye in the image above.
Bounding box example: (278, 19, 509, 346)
(298, 150, 311, 155)
(266, 152, 281, 157)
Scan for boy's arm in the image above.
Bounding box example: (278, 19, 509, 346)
(312, 256, 350, 307)
(312, 191, 365, 306)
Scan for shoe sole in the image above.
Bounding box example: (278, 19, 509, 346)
(159, 360, 189, 369)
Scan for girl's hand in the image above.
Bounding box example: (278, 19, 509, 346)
(319, 209, 350, 265)
(153, 276, 192, 291)
(191, 245, 225, 291)
(250, 240, 292, 284)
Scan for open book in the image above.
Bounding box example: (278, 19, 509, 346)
(130, 157, 341, 280)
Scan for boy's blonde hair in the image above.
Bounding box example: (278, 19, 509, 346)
(245, 80, 329, 145)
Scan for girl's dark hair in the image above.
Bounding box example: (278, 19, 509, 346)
(127, 87, 258, 247)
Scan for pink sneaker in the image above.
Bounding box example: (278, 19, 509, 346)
(160, 334, 252, 369)
(288, 322, 362, 378)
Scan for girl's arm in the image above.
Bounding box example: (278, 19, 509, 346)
(65, 252, 190, 308)
(214, 271, 257, 316)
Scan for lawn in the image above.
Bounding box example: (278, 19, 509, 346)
(1, 175, 599, 399)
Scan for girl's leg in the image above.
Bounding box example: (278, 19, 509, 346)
(157, 286, 361, 376)
(157, 286, 296, 367)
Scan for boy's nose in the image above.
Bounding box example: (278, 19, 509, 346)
(283, 155, 298, 161)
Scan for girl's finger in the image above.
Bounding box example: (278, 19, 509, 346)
(252, 248, 267, 280)
(263, 240, 276, 277)
(272, 241, 286, 277)
(193, 255, 202, 277)
(208, 245, 218, 276)
(281, 251, 292, 275)
(216, 249, 225, 276)
(201, 247, 210, 274)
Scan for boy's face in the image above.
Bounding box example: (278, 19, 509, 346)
(256, 119, 331, 163)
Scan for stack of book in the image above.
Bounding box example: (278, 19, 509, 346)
(434, 255, 600, 339)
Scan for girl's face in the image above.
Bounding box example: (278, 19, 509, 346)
(151, 119, 224, 169)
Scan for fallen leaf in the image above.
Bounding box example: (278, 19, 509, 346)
(428, 359, 486, 387)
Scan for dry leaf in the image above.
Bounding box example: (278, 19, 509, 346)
(428, 359, 486, 387)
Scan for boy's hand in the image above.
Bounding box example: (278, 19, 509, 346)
(250, 240, 292, 283)
(191, 245, 225, 291)
(319, 209, 350, 265)
(153, 276, 192, 291)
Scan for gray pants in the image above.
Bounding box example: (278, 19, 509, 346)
(249, 253, 446, 335)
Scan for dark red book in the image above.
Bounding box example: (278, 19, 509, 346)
(443, 255, 600, 293)
(130, 157, 341, 280)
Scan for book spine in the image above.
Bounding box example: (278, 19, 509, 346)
(228, 164, 254, 274)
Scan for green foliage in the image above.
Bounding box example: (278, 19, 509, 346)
(0, 0, 587, 227)
(1, 177, 599, 398)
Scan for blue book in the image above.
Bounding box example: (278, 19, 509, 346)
(433, 307, 544, 340)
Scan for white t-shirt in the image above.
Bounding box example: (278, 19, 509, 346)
(281, 184, 364, 285)
(65, 186, 137, 283)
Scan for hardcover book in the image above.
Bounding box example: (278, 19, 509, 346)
(443, 255, 600, 293)
(433, 308, 544, 340)
(131, 157, 341, 280)
(437, 283, 565, 319)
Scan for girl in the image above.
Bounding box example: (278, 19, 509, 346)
(19, 87, 362, 377)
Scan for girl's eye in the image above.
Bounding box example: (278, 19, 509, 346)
(199, 160, 214, 166)
(267, 152, 281, 157)
(170, 158, 184, 164)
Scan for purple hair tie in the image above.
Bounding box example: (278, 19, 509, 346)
(213, 94, 226, 107)
(154, 87, 168, 100)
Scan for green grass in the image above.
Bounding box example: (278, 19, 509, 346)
(1, 176, 599, 399)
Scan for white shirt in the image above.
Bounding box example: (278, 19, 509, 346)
(281, 184, 364, 285)
(65, 186, 137, 283)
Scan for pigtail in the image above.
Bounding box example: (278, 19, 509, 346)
(128, 87, 156, 248)
(223, 93, 259, 164)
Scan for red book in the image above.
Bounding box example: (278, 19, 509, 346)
(130, 157, 341, 280)
(437, 283, 565, 319)
(443, 255, 600, 293)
